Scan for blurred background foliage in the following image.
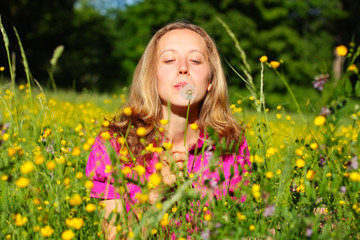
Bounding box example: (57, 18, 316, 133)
(0, 0, 359, 107)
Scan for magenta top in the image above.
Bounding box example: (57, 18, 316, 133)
(85, 132, 251, 211)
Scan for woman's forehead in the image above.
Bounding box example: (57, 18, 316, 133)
(157, 29, 207, 54)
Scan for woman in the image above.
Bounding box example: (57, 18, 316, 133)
(86, 21, 250, 239)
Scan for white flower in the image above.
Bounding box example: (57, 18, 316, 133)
(180, 84, 195, 101)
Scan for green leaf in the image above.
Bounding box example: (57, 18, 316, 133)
(355, 80, 360, 97)
(345, 78, 353, 95)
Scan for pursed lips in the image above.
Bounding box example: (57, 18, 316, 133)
(173, 82, 189, 90)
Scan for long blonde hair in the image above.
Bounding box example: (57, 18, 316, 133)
(110, 21, 243, 156)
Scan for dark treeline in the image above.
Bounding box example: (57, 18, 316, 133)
(0, 0, 359, 92)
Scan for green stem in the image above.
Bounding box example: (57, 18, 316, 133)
(275, 70, 305, 122)
(183, 100, 190, 146)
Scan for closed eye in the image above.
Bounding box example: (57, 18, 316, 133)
(191, 60, 201, 64)
(164, 59, 175, 63)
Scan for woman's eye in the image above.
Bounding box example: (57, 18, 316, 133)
(191, 60, 201, 64)
(164, 59, 174, 63)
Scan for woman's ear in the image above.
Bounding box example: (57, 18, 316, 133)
(207, 82, 212, 91)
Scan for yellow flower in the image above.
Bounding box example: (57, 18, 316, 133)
(0, 66, 5, 71)
(34, 155, 45, 165)
(265, 171, 273, 179)
(306, 170, 315, 180)
(349, 172, 360, 182)
(172, 205, 178, 213)
(40, 225, 54, 237)
(156, 202, 163, 210)
(249, 225, 255, 231)
(16, 177, 30, 188)
(155, 162, 163, 170)
(204, 213, 211, 221)
(348, 64, 358, 72)
(116, 224, 122, 232)
(104, 165, 113, 173)
(251, 184, 261, 199)
(14, 213, 27, 226)
(119, 146, 128, 156)
(151, 228, 157, 235)
(66, 218, 84, 230)
(162, 142, 173, 150)
(259, 55, 268, 63)
(336, 45, 348, 56)
(133, 165, 145, 176)
(121, 166, 132, 175)
(71, 147, 81, 156)
(7, 147, 17, 158)
(295, 149, 303, 156)
(123, 107, 132, 116)
(69, 193, 82, 206)
(86, 203, 96, 213)
(276, 169, 282, 175)
(1, 175, 8, 181)
(236, 212, 246, 221)
(314, 115, 326, 126)
(310, 143, 318, 150)
(266, 147, 276, 156)
(20, 161, 34, 174)
(270, 61, 280, 69)
(102, 120, 110, 128)
(190, 123, 198, 130)
(2, 133, 10, 141)
(160, 119, 168, 125)
(148, 173, 162, 189)
(75, 172, 83, 179)
(46, 161, 56, 170)
(64, 177, 71, 187)
(82, 143, 91, 151)
(100, 131, 111, 141)
(136, 127, 147, 137)
(61, 230, 75, 240)
(135, 193, 149, 204)
(339, 200, 346, 206)
(296, 159, 305, 168)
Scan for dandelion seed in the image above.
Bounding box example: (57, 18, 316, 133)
(180, 84, 195, 101)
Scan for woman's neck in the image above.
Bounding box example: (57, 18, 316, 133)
(161, 104, 200, 150)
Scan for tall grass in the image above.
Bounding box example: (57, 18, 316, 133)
(0, 17, 359, 240)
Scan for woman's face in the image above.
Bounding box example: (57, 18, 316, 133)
(156, 29, 212, 109)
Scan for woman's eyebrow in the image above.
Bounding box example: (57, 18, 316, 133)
(159, 49, 206, 57)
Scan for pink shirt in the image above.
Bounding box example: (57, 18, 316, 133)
(85, 132, 250, 211)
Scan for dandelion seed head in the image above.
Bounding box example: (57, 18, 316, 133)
(180, 84, 195, 101)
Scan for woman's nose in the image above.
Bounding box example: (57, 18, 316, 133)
(178, 61, 189, 76)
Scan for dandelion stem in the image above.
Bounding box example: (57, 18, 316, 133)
(184, 100, 190, 146)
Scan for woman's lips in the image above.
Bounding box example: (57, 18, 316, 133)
(174, 82, 188, 90)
